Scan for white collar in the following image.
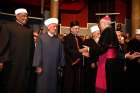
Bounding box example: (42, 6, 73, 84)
(48, 32, 54, 37)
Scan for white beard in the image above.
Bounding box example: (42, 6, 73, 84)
(94, 38, 99, 43)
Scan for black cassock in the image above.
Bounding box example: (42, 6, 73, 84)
(83, 38, 99, 93)
(126, 39, 140, 93)
(0, 21, 34, 93)
(33, 32, 65, 93)
(63, 33, 83, 93)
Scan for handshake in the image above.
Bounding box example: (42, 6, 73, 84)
(79, 45, 90, 57)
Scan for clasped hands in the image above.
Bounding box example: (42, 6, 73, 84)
(125, 52, 140, 61)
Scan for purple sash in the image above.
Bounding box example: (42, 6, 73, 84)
(95, 48, 117, 93)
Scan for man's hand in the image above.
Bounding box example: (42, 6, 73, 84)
(125, 52, 140, 60)
(36, 67, 43, 74)
(0, 63, 4, 71)
(82, 52, 90, 57)
(91, 63, 96, 69)
(79, 45, 89, 53)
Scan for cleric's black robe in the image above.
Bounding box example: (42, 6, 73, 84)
(125, 39, 140, 93)
(33, 32, 65, 93)
(96, 27, 124, 93)
(0, 21, 34, 93)
(83, 38, 100, 93)
(63, 33, 83, 93)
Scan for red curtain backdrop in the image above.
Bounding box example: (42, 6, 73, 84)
(115, 0, 126, 23)
(61, 6, 88, 27)
(14, 0, 127, 25)
(60, 0, 88, 27)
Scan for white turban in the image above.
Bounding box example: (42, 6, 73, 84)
(136, 29, 140, 34)
(90, 25, 100, 33)
(44, 18, 58, 26)
(15, 8, 28, 15)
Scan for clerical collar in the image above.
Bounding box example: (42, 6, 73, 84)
(48, 32, 54, 37)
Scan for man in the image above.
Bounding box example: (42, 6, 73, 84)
(115, 29, 125, 67)
(95, 16, 124, 93)
(115, 28, 127, 93)
(90, 25, 100, 43)
(81, 25, 100, 93)
(0, 8, 34, 93)
(63, 20, 83, 93)
(33, 18, 65, 93)
(115, 23, 125, 46)
(125, 29, 140, 93)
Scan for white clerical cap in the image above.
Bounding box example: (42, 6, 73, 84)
(136, 29, 140, 34)
(15, 8, 28, 15)
(90, 25, 100, 33)
(44, 18, 58, 26)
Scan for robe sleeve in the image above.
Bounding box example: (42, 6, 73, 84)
(58, 41, 65, 67)
(32, 36, 42, 67)
(0, 23, 10, 63)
